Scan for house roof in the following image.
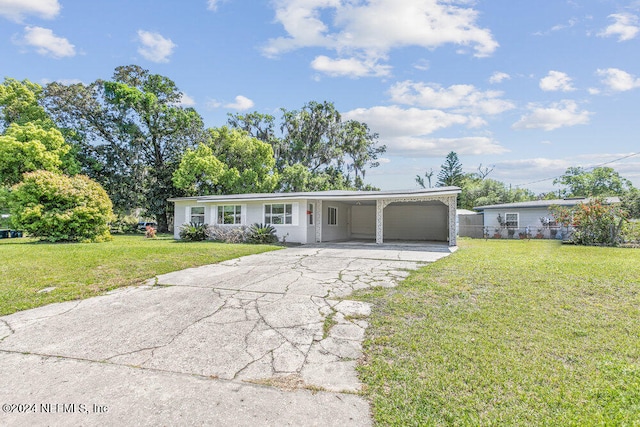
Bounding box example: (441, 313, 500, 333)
(169, 187, 461, 203)
(474, 197, 621, 211)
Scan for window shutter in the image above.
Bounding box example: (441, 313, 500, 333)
(291, 202, 299, 226)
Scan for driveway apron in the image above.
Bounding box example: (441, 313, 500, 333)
(0, 243, 453, 426)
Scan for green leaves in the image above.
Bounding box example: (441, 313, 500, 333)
(173, 127, 279, 196)
(0, 123, 73, 186)
(9, 171, 114, 242)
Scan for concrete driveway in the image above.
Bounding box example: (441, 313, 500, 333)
(0, 242, 453, 426)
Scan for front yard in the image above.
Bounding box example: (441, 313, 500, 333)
(0, 235, 279, 316)
(356, 239, 640, 425)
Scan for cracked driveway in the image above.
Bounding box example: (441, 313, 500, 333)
(0, 242, 453, 426)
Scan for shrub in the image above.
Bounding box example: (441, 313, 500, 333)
(145, 225, 157, 239)
(179, 222, 208, 241)
(247, 223, 278, 244)
(552, 198, 627, 246)
(206, 225, 249, 243)
(9, 170, 114, 242)
(110, 215, 139, 234)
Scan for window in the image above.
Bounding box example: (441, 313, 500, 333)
(265, 204, 293, 225)
(327, 206, 338, 226)
(505, 213, 519, 228)
(218, 205, 242, 225)
(190, 206, 205, 225)
(308, 203, 314, 225)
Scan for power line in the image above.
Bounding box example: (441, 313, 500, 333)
(513, 151, 640, 188)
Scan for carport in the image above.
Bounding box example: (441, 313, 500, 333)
(311, 187, 460, 246)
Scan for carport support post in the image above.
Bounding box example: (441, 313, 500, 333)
(448, 195, 457, 246)
(315, 200, 323, 243)
(376, 199, 385, 244)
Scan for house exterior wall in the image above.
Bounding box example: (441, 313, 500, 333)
(173, 199, 311, 243)
(384, 204, 448, 241)
(350, 205, 376, 239)
(321, 201, 350, 242)
(483, 207, 553, 231)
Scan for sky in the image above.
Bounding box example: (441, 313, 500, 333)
(1, 0, 639, 193)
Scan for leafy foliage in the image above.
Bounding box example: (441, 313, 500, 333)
(0, 78, 53, 130)
(551, 198, 628, 246)
(554, 166, 633, 197)
(0, 123, 74, 186)
(228, 101, 385, 191)
(44, 65, 205, 229)
(173, 127, 279, 196)
(247, 223, 278, 244)
(9, 170, 114, 242)
(179, 222, 208, 241)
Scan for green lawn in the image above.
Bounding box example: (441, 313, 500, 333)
(356, 239, 640, 426)
(0, 234, 279, 316)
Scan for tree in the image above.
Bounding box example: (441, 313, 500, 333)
(172, 144, 226, 196)
(415, 168, 435, 189)
(621, 188, 640, 219)
(44, 65, 205, 230)
(553, 166, 633, 197)
(228, 101, 385, 192)
(339, 120, 385, 189)
(173, 127, 279, 196)
(9, 170, 114, 242)
(279, 101, 342, 173)
(437, 151, 464, 187)
(0, 123, 74, 186)
(0, 78, 53, 130)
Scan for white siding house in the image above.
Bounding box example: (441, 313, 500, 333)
(170, 188, 461, 246)
(475, 197, 620, 239)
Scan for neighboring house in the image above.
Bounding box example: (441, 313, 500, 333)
(474, 197, 621, 239)
(169, 187, 461, 246)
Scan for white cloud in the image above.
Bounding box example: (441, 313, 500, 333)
(18, 26, 75, 58)
(137, 30, 176, 63)
(345, 105, 473, 137)
(539, 71, 575, 92)
(597, 68, 640, 91)
(0, 0, 60, 22)
(206, 99, 222, 109)
(207, 0, 220, 11)
(343, 105, 507, 157)
(224, 95, 255, 110)
(311, 55, 392, 77)
(384, 136, 509, 157)
(533, 18, 579, 36)
(489, 72, 510, 84)
(598, 13, 639, 41)
(512, 100, 592, 131)
(178, 93, 196, 107)
(388, 81, 515, 115)
(264, 0, 498, 77)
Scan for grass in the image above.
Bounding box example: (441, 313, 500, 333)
(0, 234, 279, 316)
(355, 239, 640, 426)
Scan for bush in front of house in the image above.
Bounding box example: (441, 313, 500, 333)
(179, 222, 208, 241)
(206, 225, 249, 243)
(247, 223, 278, 244)
(9, 170, 114, 242)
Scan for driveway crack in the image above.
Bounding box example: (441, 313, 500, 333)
(0, 319, 15, 342)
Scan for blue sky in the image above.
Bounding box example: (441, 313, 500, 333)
(1, 0, 639, 193)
